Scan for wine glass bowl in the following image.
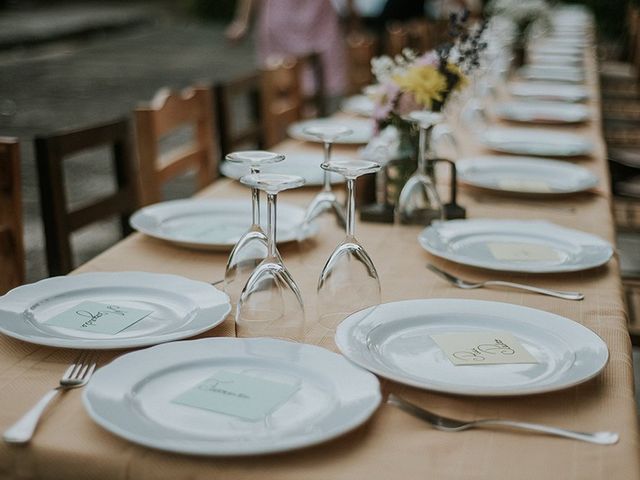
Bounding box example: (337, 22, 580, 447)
(300, 123, 353, 229)
(236, 173, 307, 341)
(223, 151, 285, 307)
(395, 111, 445, 225)
(317, 158, 381, 332)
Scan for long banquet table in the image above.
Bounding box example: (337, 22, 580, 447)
(1, 36, 640, 480)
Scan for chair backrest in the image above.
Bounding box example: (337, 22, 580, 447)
(406, 19, 433, 53)
(346, 31, 378, 94)
(627, 5, 639, 64)
(35, 118, 138, 276)
(386, 21, 409, 56)
(260, 57, 304, 148)
(134, 86, 219, 206)
(215, 73, 263, 156)
(297, 52, 326, 117)
(0, 138, 24, 293)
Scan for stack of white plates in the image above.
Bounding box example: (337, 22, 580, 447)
(494, 101, 590, 124)
(457, 155, 598, 195)
(481, 127, 594, 157)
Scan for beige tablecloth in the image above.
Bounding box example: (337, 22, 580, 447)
(1, 42, 639, 480)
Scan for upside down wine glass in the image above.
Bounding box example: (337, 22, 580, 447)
(223, 151, 285, 307)
(317, 159, 381, 331)
(395, 111, 445, 225)
(236, 173, 306, 341)
(301, 125, 352, 229)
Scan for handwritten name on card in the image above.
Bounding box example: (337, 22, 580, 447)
(487, 242, 563, 262)
(46, 301, 153, 335)
(172, 370, 300, 421)
(431, 331, 539, 366)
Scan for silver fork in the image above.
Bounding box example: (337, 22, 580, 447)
(3, 351, 97, 444)
(426, 264, 584, 301)
(388, 394, 618, 445)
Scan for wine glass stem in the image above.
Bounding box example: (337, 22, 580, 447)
(346, 178, 356, 238)
(250, 166, 260, 226)
(418, 126, 427, 175)
(267, 192, 278, 258)
(322, 141, 333, 192)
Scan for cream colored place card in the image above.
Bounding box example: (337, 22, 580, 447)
(172, 370, 300, 421)
(431, 331, 538, 366)
(46, 301, 152, 335)
(497, 178, 553, 192)
(487, 242, 562, 262)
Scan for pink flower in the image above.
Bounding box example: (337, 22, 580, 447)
(396, 91, 421, 116)
(372, 81, 400, 122)
(415, 50, 440, 67)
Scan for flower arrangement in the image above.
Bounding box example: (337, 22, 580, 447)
(368, 10, 486, 132)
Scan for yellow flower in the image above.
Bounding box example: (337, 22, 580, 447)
(393, 65, 447, 109)
(446, 63, 468, 91)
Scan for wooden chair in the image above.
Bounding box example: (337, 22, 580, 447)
(35, 119, 138, 276)
(260, 57, 304, 148)
(215, 72, 263, 155)
(386, 21, 409, 56)
(406, 19, 433, 53)
(346, 31, 378, 94)
(298, 52, 326, 117)
(0, 138, 24, 294)
(134, 86, 219, 206)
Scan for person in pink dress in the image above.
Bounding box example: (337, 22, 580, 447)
(226, 0, 348, 104)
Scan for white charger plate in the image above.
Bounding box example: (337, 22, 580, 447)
(518, 65, 585, 83)
(220, 151, 343, 186)
(130, 199, 318, 251)
(335, 299, 608, 396)
(481, 127, 593, 157)
(0, 272, 230, 349)
(418, 219, 613, 273)
(288, 118, 375, 144)
(529, 45, 584, 57)
(508, 81, 589, 102)
(340, 95, 375, 117)
(83, 337, 381, 455)
(528, 53, 583, 66)
(456, 155, 598, 195)
(494, 101, 590, 124)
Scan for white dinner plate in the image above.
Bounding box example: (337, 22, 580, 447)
(0, 272, 230, 349)
(83, 337, 381, 455)
(335, 299, 608, 396)
(288, 118, 375, 144)
(527, 53, 583, 66)
(456, 155, 598, 195)
(508, 81, 589, 102)
(340, 95, 375, 117)
(481, 127, 594, 157)
(418, 219, 613, 273)
(130, 199, 318, 251)
(529, 45, 584, 57)
(518, 65, 585, 83)
(494, 101, 590, 124)
(220, 151, 343, 186)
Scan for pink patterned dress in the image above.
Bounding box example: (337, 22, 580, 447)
(256, 0, 347, 96)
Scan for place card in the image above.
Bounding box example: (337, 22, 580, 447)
(431, 331, 538, 366)
(487, 242, 562, 262)
(46, 301, 152, 334)
(172, 370, 300, 421)
(497, 178, 553, 192)
(178, 223, 241, 243)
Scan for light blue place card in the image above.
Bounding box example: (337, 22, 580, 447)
(45, 301, 153, 335)
(172, 370, 300, 421)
